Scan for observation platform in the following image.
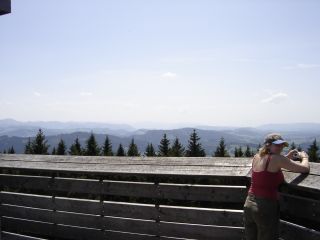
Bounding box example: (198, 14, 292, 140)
(0, 154, 319, 239)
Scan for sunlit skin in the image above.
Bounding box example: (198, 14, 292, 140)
(269, 143, 286, 155)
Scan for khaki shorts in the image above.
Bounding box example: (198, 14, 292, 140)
(243, 193, 280, 240)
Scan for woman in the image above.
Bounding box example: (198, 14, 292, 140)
(243, 133, 310, 240)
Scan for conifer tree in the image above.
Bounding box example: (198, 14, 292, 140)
(169, 137, 185, 157)
(234, 147, 239, 157)
(116, 143, 126, 156)
(238, 146, 244, 157)
(290, 142, 297, 150)
(102, 135, 113, 156)
(3, 149, 6, 154)
(31, 129, 49, 154)
(24, 137, 33, 154)
(69, 137, 83, 155)
(185, 129, 206, 157)
(8, 146, 15, 154)
(158, 133, 170, 156)
(85, 133, 100, 156)
(245, 145, 253, 157)
(307, 139, 319, 162)
(127, 138, 140, 156)
(57, 139, 66, 155)
(52, 147, 56, 155)
(297, 145, 302, 151)
(234, 146, 244, 157)
(145, 143, 156, 156)
(214, 137, 229, 157)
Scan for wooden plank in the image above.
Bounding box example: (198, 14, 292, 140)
(0, 192, 53, 210)
(159, 205, 243, 227)
(54, 177, 101, 194)
(55, 225, 104, 240)
(1, 217, 54, 238)
(279, 193, 320, 224)
(54, 211, 102, 229)
(1, 216, 104, 240)
(53, 178, 158, 198)
(0, 154, 252, 164)
(104, 216, 158, 235)
(55, 197, 101, 215)
(1, 231, 47, 240)
(0, 155, 252, 166)
(280, 220, 320, 240)
(282, 171, 320, 193)
(0, 155, 251, 166)
(1, 170, 248, 187)
(57, 178, 246, 202)
(102, 180, 156, 199)
(2, 154, 319, 176)
(159, 221, 244, 240)
(1, 175, 246, 203)
(1, 204, 53, 224)
(0, 174, 51, 192)
(0, 160, 250, 177)
(158, 183, 246, 203)
(105, 230, 157, 240)
(159, 237, 196, 240)
(281, 162, 320, 176)
(0, 175, 246, 203)
(103, 201, 157, 220)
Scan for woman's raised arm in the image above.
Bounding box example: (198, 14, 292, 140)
(278, 151, 310, 173)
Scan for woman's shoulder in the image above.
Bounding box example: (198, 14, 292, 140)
(270, 153, 287, 168)
(252, 154, 265, 166)
(253, 153, 260, 159)
(270, 153, 285, 160)
(253, 153, 266, 160)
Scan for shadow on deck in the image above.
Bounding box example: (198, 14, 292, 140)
(0, 154, 319, 240)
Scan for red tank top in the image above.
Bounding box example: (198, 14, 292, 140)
(248, 154, 284, 200)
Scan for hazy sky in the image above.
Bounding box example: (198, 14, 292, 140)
(1, 0, 320, 128)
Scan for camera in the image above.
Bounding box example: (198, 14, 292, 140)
(292, 152, 301, 161)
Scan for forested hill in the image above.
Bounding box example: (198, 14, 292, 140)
(1, 126, 319, 155)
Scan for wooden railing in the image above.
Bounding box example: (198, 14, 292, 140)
(0, 154, 319, 240)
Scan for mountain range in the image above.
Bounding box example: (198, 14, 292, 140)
(0, 119, 319, 155)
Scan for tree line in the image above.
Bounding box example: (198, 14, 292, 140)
(1, 128, 319, 162)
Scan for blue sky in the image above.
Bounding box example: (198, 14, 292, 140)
(1, 0, 320, 128)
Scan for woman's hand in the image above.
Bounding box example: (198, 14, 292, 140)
(286, 149, 299, 159)
(298, 151, 309, 159)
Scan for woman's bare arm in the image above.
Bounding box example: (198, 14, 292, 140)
(278, 152, 310, 173)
